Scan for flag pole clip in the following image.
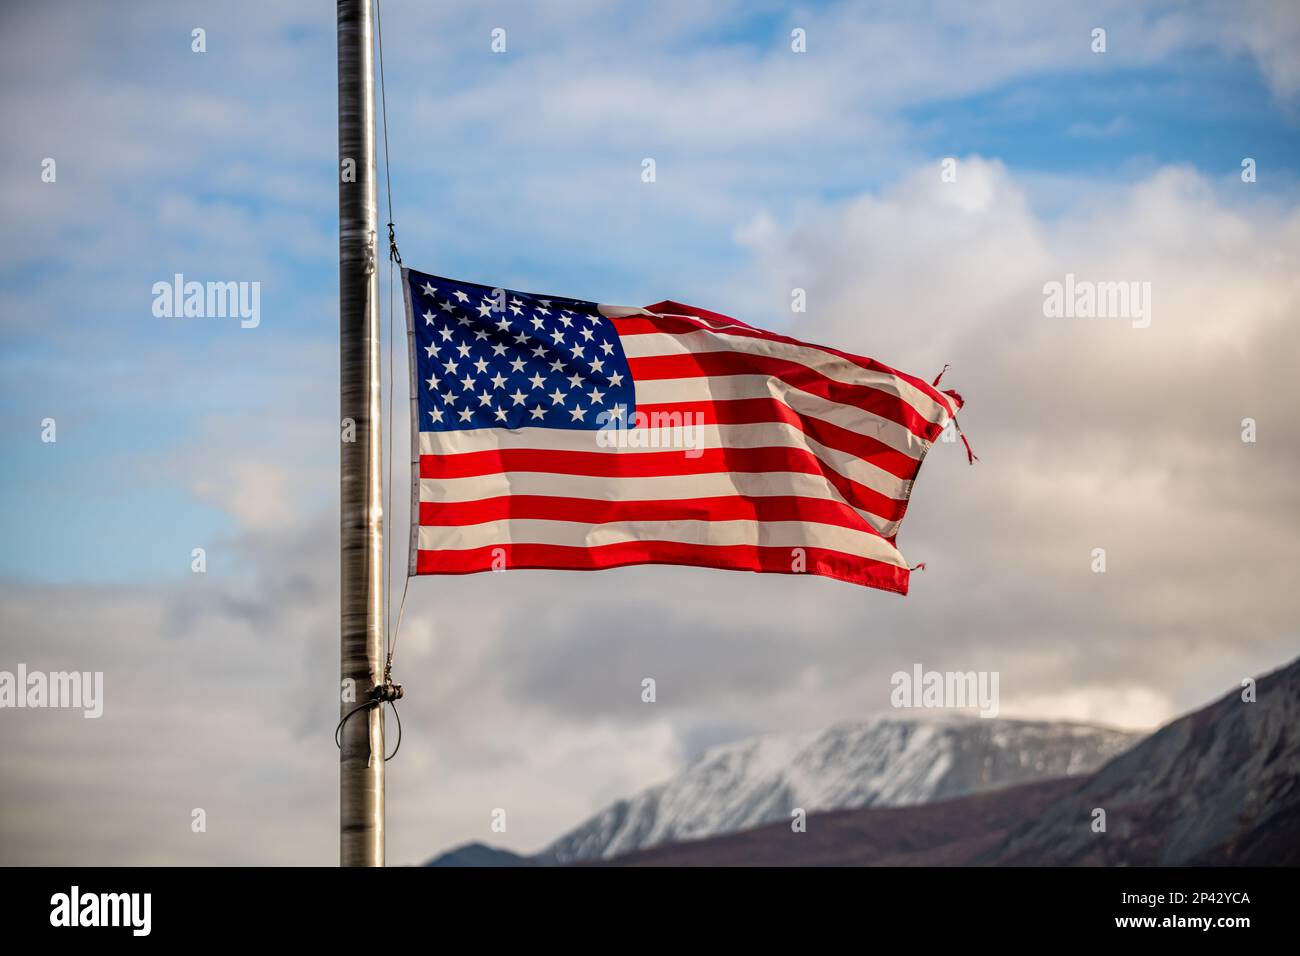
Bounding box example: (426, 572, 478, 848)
(374, 659, 404, 703)
(334, 662, 404, 760)
(386, 222, 402, 266)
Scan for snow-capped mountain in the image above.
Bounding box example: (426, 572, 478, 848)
(585, 657, 1300, 867)
(537, 714, 1143, 864)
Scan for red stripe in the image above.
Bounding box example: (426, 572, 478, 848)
(419, 445, 909, 522)
(419, 494, 887, 537)
(610, 315, 702, 337)
(627, 351, 942, 442)
(415, 541, 910, 594)
(615, 306, 960, 418)
(638, 399, 918, 480)
(633, 302, 960, 416)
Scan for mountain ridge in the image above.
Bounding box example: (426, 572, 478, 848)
(583, 657, 1300, 866)
(538, 713, 1142, 864)
(423, 712, 1143, 866)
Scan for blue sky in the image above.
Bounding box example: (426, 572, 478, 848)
(3, 1, 1296, 584)
(2, 1, 1299, 863)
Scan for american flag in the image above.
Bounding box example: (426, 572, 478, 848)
(403, 267, 964, 594)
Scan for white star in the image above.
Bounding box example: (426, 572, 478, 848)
(458, 408, 473, 423)
(457, 315, 472, 327)
(549, 359, 565, 373)
(421, 282, 437, 297)
(531, 345, 547, 359)
(509, 389, 527, 406)
(425, 373, 440, 390)
(477, 390, 493, 407)
(439, 300, 456, 313)
(477, 301, 494, 317)
(474, 329, 489, 341)
(496, 317, 512, 332)
(536, 305, 550, 316)
(513, 332, 529, 346)
(558, 314, 573, 328)
(441, 390, 457, 405)
(587, 387, 605, 404)
(549, 330, 565, 345)
(567, 372, 584, 389)
(428, 408, 444, 424)
(460, 375, 476, 391)
(569, 405, 588, 422)
(570, 344, 585, 359)
(453, 290, 469, 302)
(530, 316, 545, 331)
(424, 343, 438, 358)
(608, 372, 624, 387)
(600, 341, 614, 355)
(491, 343, 508, 357)
(423, 310, 436, 325)
(609, 404, 626, 420)
(579, 327, 594, 341)
(456, 343, 471, 358)
(528, 404, 546, 420)
(490, 372, 507, 389)
(442, 358, 459, 374)
(439, 327, 454, 341)
(509, 304, 523, 316)
(509, 297, 523, 307)
(528, 372, 546, 390)
(509, 357, 526, 373)
(473, 358, 490, 375)
(589, 358, 605, 373)
(548, 388, 567, 405)
(492, 406, 508, 422)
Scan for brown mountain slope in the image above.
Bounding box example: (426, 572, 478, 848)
(593, 657, 1300, 867)
(983, 657, 1300, 866)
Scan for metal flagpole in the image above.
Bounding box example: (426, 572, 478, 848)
(337, 0, 385, 867)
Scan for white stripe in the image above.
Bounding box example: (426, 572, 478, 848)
(634, 374, 931, 458)
(420, 470, 902, 537)
(620, 329, 951, 425)
(417, 518, 906, 567)
(418, 422, 912, 500)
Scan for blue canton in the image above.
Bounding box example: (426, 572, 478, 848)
(407, 269, 636, 432)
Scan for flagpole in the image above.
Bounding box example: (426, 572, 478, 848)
(337, 0, 385, 867)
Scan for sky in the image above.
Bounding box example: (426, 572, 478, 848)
(1, 0, 1298, 864)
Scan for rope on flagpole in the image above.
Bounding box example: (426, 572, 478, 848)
(376, 0, 409, 672)
(373, 0, 406, 752)
(377, 0, 400, 268)
(375, 0, 394, 669)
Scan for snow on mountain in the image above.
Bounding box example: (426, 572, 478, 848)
(600, 657, 1300, 867)
(538, 714, 1143, 864)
